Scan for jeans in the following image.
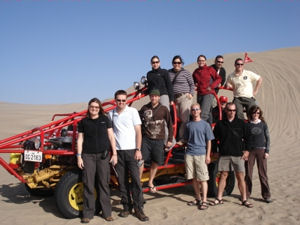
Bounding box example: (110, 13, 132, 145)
(197, 94, 214, 123)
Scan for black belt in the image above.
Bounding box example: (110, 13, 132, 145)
(174, 93, 187, 98)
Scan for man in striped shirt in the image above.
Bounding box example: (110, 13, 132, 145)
(169, 55, 195, 144)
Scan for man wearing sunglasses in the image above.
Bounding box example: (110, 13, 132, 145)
(183, 103, 214, 210)
(212, 102, 253, 208)
(108, 90, 149, 222)
(210, 55, 226, 94)
(225, 58, 263, 119)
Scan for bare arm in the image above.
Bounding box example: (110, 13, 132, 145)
(134, 124, 142, 160)
(205, 140, 211, 164)
(77, 133, 84, 169)
(225, 81, 233, 89)
(253, 77, 263, 96)
(107, 128, 118, 166)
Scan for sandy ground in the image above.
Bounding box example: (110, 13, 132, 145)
(1, 47, 300, 225)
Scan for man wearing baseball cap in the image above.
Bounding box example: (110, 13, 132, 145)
(139, 89, 173, 193)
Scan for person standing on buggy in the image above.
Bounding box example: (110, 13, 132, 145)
(77, 98, 118, 223)
(245, 105, 272, 203)
(225, 58, 263, 119)
(168, 55, 195, 145)
(193, 55, 222, 124)
(210, 55, 226, 94)
(146, 55, 174, 110)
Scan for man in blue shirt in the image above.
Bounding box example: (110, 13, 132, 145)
(184, 103, 214, 210)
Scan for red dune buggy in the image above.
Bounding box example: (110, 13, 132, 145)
(0, 78, 235, 218)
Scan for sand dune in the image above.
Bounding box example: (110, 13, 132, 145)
(1, 47, 300, 225)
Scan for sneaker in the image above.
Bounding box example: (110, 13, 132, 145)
(134, 208, 149, 222)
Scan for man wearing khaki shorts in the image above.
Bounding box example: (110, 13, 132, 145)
(184, 103, 214, 210)
(213, 102, 253, 208)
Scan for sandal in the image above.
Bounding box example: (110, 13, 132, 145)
(198, 201, 209, 210)
(148, 185, 157, 193)
(210, 198, 224, 206)
(242, 200, 253, 208)
(187, 199, 201, 206)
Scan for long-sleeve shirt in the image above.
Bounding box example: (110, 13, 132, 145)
(193, 65, 222, 95)
(245, 121, 270, 153)
(139, 102, 173, 142)
(213, 117, 246, 156)
(146, 67, 174, 101)
(168, 68, 195, 95)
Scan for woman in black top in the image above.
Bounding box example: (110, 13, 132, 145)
(146, 55, 174, 110)
(77, 98, 117, 223)
(245, 105, 272, 203)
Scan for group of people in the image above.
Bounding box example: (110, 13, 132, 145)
(76, 54, 271, 223)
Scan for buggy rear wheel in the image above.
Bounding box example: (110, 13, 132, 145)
(208, 161, 235, 197)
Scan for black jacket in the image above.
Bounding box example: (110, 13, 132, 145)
(214, 117, 246, 156)
(147, 67, 174, 101)
(211, 64, 226, 86)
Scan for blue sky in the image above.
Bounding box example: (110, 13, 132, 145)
(1, 0, 300, 104)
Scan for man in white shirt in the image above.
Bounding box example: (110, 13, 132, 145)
(109, 90, 149, 222)
(225, 58, 262, 119)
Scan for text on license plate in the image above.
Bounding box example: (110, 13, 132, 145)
(24, 150, 43, 162)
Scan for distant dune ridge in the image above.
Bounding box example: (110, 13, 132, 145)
(1, 47, 300, 224)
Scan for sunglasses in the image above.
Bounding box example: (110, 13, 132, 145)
(217, 61, 224, 64)
(227, 109, 236, 112)
(151, 61, 160, 64)
(191, 108, 200, 111)
(252, 111, 260, 115)
(235, 63, 244, 66)
(173, 62, 182, 65)
(116, 99, 126, 102)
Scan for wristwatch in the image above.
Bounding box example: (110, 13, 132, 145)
(136, 148, 141, 151)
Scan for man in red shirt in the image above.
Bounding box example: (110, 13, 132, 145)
(193, 55, 222, 123)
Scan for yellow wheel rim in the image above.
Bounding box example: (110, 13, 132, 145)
(68, 182, 84, 211)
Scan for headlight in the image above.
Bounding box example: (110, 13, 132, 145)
(133, 82, 140, 90)
(140, 76, 147, 85)
(34, 137, 41, 150)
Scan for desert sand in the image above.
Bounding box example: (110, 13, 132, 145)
(1, 47, 300, 225)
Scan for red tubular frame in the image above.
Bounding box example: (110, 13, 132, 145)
(0, 87, 151, 182)
(0, 85, 230, 189)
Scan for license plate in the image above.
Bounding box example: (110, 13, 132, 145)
(24, 150, 43, 162)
